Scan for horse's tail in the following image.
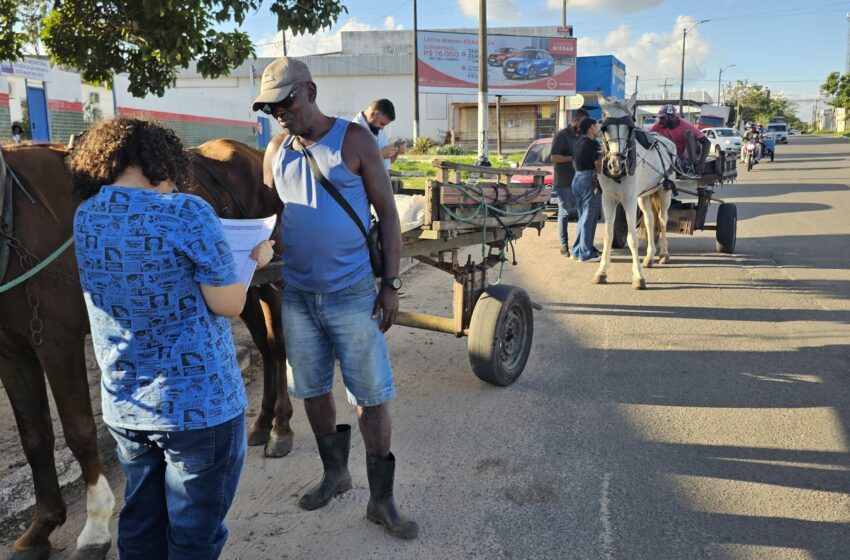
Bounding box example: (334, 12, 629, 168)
(637, 191, 664, 240)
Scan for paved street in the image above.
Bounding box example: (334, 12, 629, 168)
(2, 135, 849, 559)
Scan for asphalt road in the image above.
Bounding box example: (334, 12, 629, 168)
(2, 135, 848, 560)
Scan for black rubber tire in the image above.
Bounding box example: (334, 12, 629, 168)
(747, 156, 753, 172)
(770, 151, 774, 162)
(468, 285, 534, 386)
(528, 67, 537, 80)
(715, 203, 737, 254)
(611, 204, 628, 249)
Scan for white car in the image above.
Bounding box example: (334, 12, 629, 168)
(703, 127, 742, 156)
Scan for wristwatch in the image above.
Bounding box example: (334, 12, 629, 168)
(381, 276, 402, 290)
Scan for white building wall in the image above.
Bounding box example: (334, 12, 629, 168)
(113, 73, 258, 124)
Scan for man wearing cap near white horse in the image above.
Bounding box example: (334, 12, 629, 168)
(650, 104, 712, 175)
(253, 57, 418, 540)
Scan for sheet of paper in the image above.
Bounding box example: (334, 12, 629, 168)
(220, 216, 277, 291)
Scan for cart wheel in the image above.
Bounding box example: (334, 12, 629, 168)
(468, 285, 534, 386)
(611, 204, 628, 249)
(747, 156, 753, 172)
(715, 203, 737, 254)
(770, 151, 774, 162)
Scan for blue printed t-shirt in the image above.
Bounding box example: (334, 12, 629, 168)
(73, 186, 247, 431)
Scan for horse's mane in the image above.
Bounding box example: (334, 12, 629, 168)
(601, 101, 630, 118)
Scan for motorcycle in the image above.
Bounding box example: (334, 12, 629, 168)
(742, 139, 759, 171)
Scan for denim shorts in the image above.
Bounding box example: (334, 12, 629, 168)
(282, 275, 395, 406)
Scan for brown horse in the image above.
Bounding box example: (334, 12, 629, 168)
(186, 139, 292, 456)
(0, 139, 290, 560)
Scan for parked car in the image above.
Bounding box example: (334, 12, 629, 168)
(788, 126, 797, 135)
(703, 127, 742, 157)
(503, 49, 555, 80)
(488, 47, 518, 66)
(509, 138, 553, 188)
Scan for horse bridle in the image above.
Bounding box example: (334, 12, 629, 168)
(600, 115, 636, 182)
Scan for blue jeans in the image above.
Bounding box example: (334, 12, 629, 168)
(283, 274, 396, 406)
(570, 170, 601, 260)
(554, 185, 575, 248)
(108, 413, 247, 560)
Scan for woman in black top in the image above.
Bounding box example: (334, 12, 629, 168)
(570, 117, 602, 261)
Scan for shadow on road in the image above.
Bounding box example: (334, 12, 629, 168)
(520, 336, 850, 559)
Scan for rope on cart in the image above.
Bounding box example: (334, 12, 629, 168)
(439, 181, 546, 283)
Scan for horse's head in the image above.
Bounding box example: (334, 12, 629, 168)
(598, 93, 637, 180)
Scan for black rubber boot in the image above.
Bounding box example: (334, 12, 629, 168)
(366, 453, 419, 539)
(299, 424, 352, 511)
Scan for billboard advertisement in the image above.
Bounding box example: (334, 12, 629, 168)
(417, 31, 577, 97)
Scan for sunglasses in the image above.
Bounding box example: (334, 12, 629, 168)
(260, 85, 303, 115)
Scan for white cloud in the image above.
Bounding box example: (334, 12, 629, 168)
(546, 0, 662, 12)
(457, 0, 522, 22)
(257, 16, 404, 57)
(578, 16, 711, 94)
(383, 16, 403, 31)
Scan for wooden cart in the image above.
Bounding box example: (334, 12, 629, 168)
(611, 151, 739, 253)
(254, 161, 549, 386)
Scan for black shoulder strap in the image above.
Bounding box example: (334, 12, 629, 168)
(297, 139, 368, 240)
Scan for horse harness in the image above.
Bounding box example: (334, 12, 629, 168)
(0, 148, 75, 346)
(600, 115, 679, 197)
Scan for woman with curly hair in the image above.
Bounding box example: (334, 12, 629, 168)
(69, 117, 274, 560)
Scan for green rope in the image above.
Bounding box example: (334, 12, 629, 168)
(439, 181, 546, 283)
(0, 236, 75, 294)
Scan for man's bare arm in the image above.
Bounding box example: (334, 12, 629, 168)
(551, 154, 572, 163)
(263, 134, 286, 189)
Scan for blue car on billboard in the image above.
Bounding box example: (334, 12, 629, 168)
(502, 49, 555, 80)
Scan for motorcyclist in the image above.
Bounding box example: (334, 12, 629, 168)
(741, 122, 763, 162)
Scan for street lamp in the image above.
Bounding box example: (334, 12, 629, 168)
(717, 64, 735, 104)
(679, 19, 710, 116)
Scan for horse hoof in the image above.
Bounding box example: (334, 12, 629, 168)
(69, 542, 111, 560)
(643, 260, 653, 269)
(10, 547, 51, 560)
(659, 256, 669, 265)
(592, 274, 607, 285)
(632, 279, 646, 290)
(247, 428, 271, 447)
(264, 432, 294, 458)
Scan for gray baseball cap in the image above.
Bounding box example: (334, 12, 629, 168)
(252, 57, 313, 112)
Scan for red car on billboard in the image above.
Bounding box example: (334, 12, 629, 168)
(488, 47, 518, 66)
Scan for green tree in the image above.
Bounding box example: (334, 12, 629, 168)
(820, 71, 850, 110)
(723, 81, 803, 129)
(19, 0, 51, 55)
(1, 0, 347, 97)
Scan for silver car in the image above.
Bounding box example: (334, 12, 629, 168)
(703, 127, 741, 156)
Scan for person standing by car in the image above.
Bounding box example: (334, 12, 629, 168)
(69, 117, 275, 559)
(570, 117, 603, 262)
(551, 108, 589, 256)
(352, 99, 405, 170)
(254, 57, 418, 539)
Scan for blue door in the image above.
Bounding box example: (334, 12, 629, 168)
(26, 86, 50, 143)
(257, 116, 270, 150)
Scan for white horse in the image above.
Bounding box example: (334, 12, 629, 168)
(593, 94, 677, 290)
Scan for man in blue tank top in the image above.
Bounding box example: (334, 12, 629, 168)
(254, 57, 418, 539)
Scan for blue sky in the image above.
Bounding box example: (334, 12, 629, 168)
(241, 0, 850, 121)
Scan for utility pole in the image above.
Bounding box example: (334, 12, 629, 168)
(412, 0, 420, 140)
(735, 81, 742, 131)
(476, 0, 490, 165)
(662, 78, 669, 99)
(679, 19, 709, 116)
(282, 29, 287, 56)
(557, 0, 568, 132)
(717, 64, 734, 104)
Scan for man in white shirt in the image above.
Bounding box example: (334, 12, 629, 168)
(352, 99, 404, 169)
